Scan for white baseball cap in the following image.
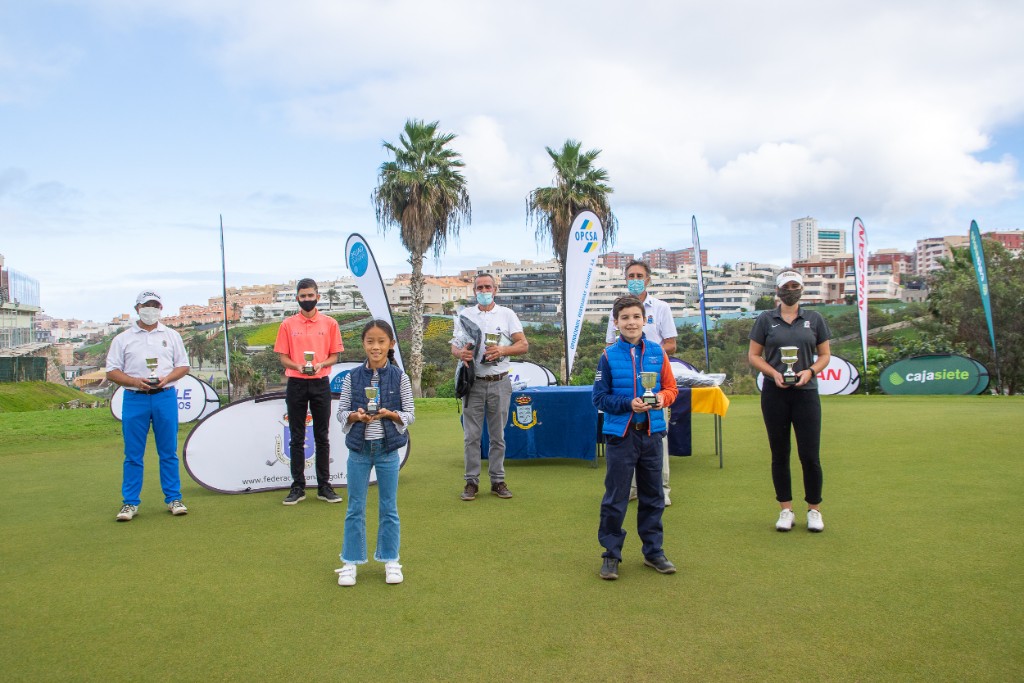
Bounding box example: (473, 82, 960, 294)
(135, 290, 163, 306)
(776, 271, 803, 288)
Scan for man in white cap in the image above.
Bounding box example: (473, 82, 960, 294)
(106, 291, 191, 521)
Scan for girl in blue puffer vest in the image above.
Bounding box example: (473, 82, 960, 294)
(334, 320, 415, 587)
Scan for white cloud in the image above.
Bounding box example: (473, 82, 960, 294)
(7, 0, 1024, 319)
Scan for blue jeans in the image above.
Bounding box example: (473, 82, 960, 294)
(341, 440, 400, 564)
(121, 388, 181, 506)
(599, 429, 665, 561)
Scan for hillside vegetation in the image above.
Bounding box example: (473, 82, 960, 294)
(0, 381, 97, 413)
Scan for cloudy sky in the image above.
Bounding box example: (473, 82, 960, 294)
(2, 0, 1022, 322)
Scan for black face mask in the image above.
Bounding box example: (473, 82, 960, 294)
(777, 288, 802, 306)
(298, 299, 318, 312)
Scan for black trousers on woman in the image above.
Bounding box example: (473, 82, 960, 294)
(760, 382, 823, 505)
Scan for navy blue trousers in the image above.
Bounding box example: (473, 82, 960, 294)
(599, 429, 665, 561)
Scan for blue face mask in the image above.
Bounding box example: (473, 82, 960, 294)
(627, 279, 646, 296)
(476, 292, 494, 307)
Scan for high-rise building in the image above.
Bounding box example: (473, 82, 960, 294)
(816, 230, 846, 259)
(791, 217, 818, 262)
(791, 217, 847, 262)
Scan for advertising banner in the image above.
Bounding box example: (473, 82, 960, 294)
(111, 374, 221, 423)
(852, 217, 869, 375)
(508, 360, 556, 387)
(564, 211, 603, 376)
(756, 355, 861, 395)
(879, 354, 990, 395)
(345, 233, 404, 369)
(692, 216, 711, 371)
(328, 361, 362, 393)
(183, 393, 410, 493)
(968, 220, 997, 360)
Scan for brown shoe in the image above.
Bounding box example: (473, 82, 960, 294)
(491, 481, 513, 499)
(460, 482, 479, 501)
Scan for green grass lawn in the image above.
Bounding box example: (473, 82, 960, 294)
(0, 380, 95, 412)
(1, 396, 1021, 681)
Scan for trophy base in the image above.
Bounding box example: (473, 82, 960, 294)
(782, 375, 797, 386)
(145, 378, 160, 387)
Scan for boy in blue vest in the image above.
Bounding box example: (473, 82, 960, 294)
(593, 295, 679, 580)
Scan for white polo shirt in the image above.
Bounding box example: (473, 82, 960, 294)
(605, 293, 677, 345)
(106, 322, 190, 388)
(458, 303, 524, 377)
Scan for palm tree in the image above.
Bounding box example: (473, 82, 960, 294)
(325, 288, 340, 311)
(349, 290, 365, 311)
(526, 139, 618, 379)
(373, 119, 471, 397)
(186, 332, 209, 370)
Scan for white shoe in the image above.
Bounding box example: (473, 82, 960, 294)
(664, 495, 672, 507)
(807, 509, 824, 532)
(775, 508, 795, 532)
(167, 500, 188, 516)
(385, 562, 404, 585)
(335, 563, 357, 586)
(116, 504, 138, 522)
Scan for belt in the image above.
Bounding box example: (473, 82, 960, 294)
(131, 387, 170, 395)
(632, 420, 649, 432)
(475, 372, 508, 382)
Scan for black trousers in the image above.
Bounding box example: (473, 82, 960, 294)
(760, 383, 823, 505)
(285, 377, 332, 490)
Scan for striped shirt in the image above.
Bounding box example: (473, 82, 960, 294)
(336, 369, 416, 440)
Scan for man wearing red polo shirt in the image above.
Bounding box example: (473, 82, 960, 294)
(274, 278, 344, 505)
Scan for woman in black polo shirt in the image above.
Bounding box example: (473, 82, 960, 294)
(748, 271, 831, 533)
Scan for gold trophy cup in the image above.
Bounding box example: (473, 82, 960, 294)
(303, 351, 315, 375)
(640, 371, 659, 406)
(780, 346, 799, 385)
(145, 358, 160, 387)
(364, 386, 380, 415)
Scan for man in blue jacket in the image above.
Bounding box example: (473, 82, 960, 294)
(593, 296, 679, 580)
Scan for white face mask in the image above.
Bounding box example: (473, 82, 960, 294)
(138, 307, 161, 325)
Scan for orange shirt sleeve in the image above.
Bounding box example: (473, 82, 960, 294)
(658, 354, 678, 407)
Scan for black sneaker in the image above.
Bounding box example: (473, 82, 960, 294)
(460, 482, 479, 501)
(600, 557, 620, 580)
(317, 486, 342, 503)
(283, 487, 306, 505)
(643, 555, 677, 574)
(491, 481, 513, 499)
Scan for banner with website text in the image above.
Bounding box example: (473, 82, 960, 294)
(564, 211, 603, 377)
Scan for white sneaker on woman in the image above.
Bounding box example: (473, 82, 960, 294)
(807, 509, 824, 532)
(335, 564, 357, 586)
(385, 562, 404, 585)
(775, 508, 795, 532)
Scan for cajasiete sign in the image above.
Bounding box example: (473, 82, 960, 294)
(879, 354, 990, 395)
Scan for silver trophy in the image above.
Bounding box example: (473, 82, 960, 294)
(145, 357, 159, 387)
(364, 386, 379, 415)
(640, 371, 659, 406)
(483, 332, 501, 365)
(302, 351, 315, 375)
(780, 346, 799, 386)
